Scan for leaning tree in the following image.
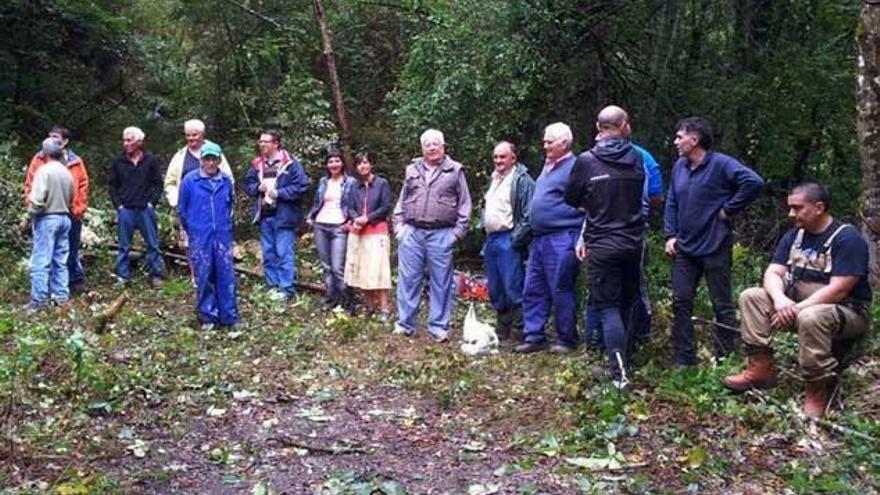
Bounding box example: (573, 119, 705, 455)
(858, 1, 880, 288)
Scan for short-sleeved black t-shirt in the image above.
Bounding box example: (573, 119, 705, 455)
(771, 219, 872, 302)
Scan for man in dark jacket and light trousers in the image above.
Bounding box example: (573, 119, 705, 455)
(479, 141, 535, 340)
(664, 117, 764, 366)
(244, 130, 310, 301)
(564, 106, 646, 390)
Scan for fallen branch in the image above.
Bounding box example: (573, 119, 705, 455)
(745, 389, 878, 443)
(245, 302, 301, 332)
(96, 291, 129, 332)
(596, 462, 649, 472)
(268, 435, 368, 455)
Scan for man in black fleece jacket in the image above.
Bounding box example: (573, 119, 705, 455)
(109, 126, 165, 288)
(564, 106, 646, 390)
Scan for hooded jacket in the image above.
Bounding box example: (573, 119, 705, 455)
(24, 149, 89, 220)
(564, 138, 645, 253)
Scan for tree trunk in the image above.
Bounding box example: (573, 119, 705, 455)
(313, 0, 354, 165)
(857, 3, 880, 289)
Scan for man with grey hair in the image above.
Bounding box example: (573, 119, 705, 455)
(514, 122, 585, 354)
(392, 129, 472, 342)
(110, 126, 165, 287)
(23, 138, 75, 311)
(164, 119, 232, 250)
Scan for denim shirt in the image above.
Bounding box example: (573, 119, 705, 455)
(345, 175, 392, 224)
(308, 174, 357, 222)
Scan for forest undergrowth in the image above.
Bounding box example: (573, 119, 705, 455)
(0, 235, 877, 495)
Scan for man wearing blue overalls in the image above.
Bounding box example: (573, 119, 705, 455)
(178, 142, 239, 329)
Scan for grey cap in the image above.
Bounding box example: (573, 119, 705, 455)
(41, 137, 63, 156)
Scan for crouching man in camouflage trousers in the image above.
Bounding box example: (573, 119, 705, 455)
(723, 182, 872, 418)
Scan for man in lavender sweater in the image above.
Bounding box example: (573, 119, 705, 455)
(514, 122, 585, 354)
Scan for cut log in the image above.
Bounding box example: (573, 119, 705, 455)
(96, 291, 129, 332)
(105, 243, 324, 293)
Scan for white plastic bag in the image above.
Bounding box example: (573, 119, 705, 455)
(461, 304, 499, 356)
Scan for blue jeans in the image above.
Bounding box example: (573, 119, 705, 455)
(68, 219, 84, 286)
(483, 231, 525, 313)
(396, 226, 456, 337)
(116, 207, 164, 280)
(259, 216, 296, 297)
(189, 232, 238, 325)
(30, 214, 71, 305)
(522, 230, 580, 347)
(314, 223, 349, 306)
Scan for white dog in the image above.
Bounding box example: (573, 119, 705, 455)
(461, 304, 499, 356)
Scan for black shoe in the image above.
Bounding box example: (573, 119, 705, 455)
(496, 309, 513, 339)
(514, 341, 548, 353)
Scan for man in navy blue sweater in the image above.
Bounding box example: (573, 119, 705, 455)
(514, 123, 585, 354)
(565, 106, 646, 390)
(109, 126, 165, 288)
(664, 117, 764, 366)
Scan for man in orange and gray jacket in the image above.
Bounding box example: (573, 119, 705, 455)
(23, 125, 89, 293)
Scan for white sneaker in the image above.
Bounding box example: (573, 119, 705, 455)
(201, 322, 216, 331)
(611, 352, 630, 392)
(268, 290, 287, 302)
(393, 323, 413, 336)
(612, 376, 631, 392)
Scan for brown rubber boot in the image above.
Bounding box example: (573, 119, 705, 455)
(722, 348, 776, 393)
(803, 376, 836, 419)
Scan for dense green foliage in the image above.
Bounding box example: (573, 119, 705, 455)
(0, 0, 866, 250)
